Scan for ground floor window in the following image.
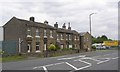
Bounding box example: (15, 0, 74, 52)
(36, 42, 40, 52)
(44, 44, 47, 51)
(69, 45, 72, 48)
(60, 44, 64, 49)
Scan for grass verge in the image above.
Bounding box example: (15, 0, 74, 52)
(0, 55, 26, 62)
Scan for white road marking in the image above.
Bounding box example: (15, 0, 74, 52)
(81, 57, 101, 62)
(43, 66, 48, 72)
(111, 57, 119, 60)
(65, 62, 78, 70)
(33, 62, 65, 69)
(97, 58, 110, 64)
(58, 55, 86, 60)
(33, 52, 118, 71)
(77, 60, 92, 70)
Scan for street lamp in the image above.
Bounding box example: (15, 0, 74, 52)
(89, 13, 96, 35)
(89, 13, 96, 51)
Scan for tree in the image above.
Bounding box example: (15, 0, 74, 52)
(101, 35, 108, 40)
(92, 35, 112, 44)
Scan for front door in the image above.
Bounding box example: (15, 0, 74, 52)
(27, 44, 31, 53)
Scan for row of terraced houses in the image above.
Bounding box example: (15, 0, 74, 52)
(3, 17, 91, 54)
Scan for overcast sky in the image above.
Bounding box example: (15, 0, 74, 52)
(0, 0, 119, 40)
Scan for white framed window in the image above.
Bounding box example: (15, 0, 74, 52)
(27, 27, 32, 37)
(57, 34, 59, 40)
(69, 35, 71, 40)
(87, 38, 89, 41)
(44, 29, 47, 38)
(36, 42, 40, 52)
(50, 30, 53, 38)
(84, 37, 86, 42)
(60, 44, 64, 49)
(69, 45, 72, 48)
(77, 36, 79, 40)
(75, 36, 76, 40)
(61, 34, 63, 40)
(35, 28, 40, 38)
(44, 44, 47, 51)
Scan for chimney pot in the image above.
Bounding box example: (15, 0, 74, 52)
(29, 17, 35, 22)
(54, 22, 58, 28)
(44, 20, 48, 24)
(68, 22, 71, 30)
(62, 23, 66, 29)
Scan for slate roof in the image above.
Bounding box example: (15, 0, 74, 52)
(79, 32, 88, 36)
(16, 17, 55, 29)
(56, 28, 79, 34)
(4, 17, 80, 34)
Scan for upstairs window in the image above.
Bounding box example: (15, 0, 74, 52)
(75, 36, 76, 40)
(44, 29, 47, 37)
(50, 30, 53, 38)
(61, 33, 63, 40)
(66, 34, 68, 40)
(27, 28, 31, 36)
(87, 38, 89, 41)
(69, 35, 71, 40)
(36, 28, 40, 36)
(57, 34, 59, 40)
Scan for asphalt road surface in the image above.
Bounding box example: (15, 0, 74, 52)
(2, 49, 119, 72)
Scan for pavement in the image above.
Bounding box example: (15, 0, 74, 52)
(1, 49, 119, 72)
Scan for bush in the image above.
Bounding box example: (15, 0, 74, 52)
(92, 46, 96, 50)
(62, 48, 71, 51)
(48, 44, 56, 51)
(55, 44, 60, 50)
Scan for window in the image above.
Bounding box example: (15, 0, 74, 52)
(84, 37, 86, 42)
(44, 29, 47, 37)
(66, 34, 68, 40)
(69, 45, 72, 48)
(36, 42, 40, 52)
(57, 34, 59, 40)
(27, 28, 31, 35)
(75, 36, 76, 40)
(77, 36, 79, 40)
(69, 35, 71, 40)
(36, 29, 40, 36)
(87, 38, 89, 41)
(50, 30, 53, 38)
(61, 34, 63, 40)
(27, 27, 32, 37)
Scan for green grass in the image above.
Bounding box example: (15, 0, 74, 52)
(1, 55, 26, 62)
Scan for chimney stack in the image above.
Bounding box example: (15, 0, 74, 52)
(62, 23, 66, 29)
(29, 17, 35, 22)
(68, 22, 71, 30)
(54, 22, 58, 28)
(44, 20, 48, 24)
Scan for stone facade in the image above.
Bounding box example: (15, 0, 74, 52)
(80, 32, 92, 51)
(3, 17, 91, 54)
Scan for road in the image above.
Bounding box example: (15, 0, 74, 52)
(2, 49, 119, 72)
